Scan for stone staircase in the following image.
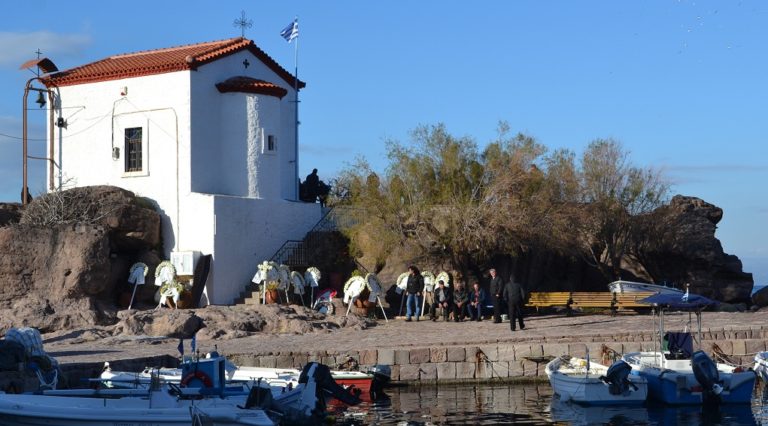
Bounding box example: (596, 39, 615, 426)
(233, 206, 365, 305)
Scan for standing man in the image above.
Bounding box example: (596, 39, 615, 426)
(489, 268, 504, 323)
(405, 265, 424, 322)
(502, 274, 526, 331)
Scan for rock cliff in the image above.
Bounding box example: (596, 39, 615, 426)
(0, 186, 161, 334)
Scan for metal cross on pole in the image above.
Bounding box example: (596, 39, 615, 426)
(233, 10, 253, 37)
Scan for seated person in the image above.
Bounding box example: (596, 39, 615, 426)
(467, 281, 486, 321)
(431, 280, 452, 321)
(452, 283, 469, 322)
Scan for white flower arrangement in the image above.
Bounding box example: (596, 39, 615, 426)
(436, 271, 451, 287)
(154, 261, 176, 286)
(365, 273, 382, 294)
(343, 275, 367, 304)
(253, 261, 279, 290)
(422, 271, 436, 292)
(128, 262, 148, 285)
(396, 272, 410, 292)
(277, 264, 291, 290)
(305, 267, 321, 288)
(291, 271, 305, 295)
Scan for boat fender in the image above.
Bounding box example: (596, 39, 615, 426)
(599, 360, 637, 396)
(180, 370, 213, 388)
(691, 350, 723, 400)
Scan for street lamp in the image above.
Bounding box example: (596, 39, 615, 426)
(20, 58, 58, 206)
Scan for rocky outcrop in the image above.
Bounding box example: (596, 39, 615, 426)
(0, 186, 162, 334)
(635, 195, 753, 303)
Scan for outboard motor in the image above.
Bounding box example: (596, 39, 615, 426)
(599, 360, 637, 396)
(368, 364, 392, 400)
(299, 362, 362, 407)
(692, 350, 723, 402)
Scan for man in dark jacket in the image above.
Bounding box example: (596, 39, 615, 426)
(431, 280, 452, 321)
(405, 265, 424, 321)
(489, 268, 504, 323)
(452, 283, 468, 322)
(502, 275, 526, 331)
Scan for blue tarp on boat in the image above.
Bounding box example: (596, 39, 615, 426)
(639, 292, 717, 310)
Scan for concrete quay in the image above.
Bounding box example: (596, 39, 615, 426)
(38, 310, 768, 386)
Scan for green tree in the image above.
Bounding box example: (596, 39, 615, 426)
(574, 139, 670, 279)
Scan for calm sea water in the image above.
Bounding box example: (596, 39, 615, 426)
(333, 382, 768, 425)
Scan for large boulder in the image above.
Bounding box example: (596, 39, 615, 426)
(638, 195, 753, 303)
(19, 186, 160, 251)
(0, 224, 116, 332)
(0, 186, 162, 334)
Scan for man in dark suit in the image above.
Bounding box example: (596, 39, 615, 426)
(489, 268, 504, 323)
(503, 275, 526, 331)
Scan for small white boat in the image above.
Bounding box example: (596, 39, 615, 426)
(545, 356, 648, 405)
(608, 280, 683, 294)
(102, 356, 384, 400)
(0, 386, 274, 426)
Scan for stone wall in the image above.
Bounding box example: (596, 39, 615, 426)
(228, 326, 767, 384)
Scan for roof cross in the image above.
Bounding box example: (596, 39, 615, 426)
(233, 10, 253, 38)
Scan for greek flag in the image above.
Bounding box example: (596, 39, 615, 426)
(280, 19, 299, 42)
(191, 334, 197, 353)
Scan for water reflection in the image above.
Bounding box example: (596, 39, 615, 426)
(334, 383, 765, 425)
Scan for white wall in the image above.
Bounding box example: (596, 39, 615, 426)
(51, 72, 192, 253)
(189, 50, 298, 200)
(210, 196, 320, 304)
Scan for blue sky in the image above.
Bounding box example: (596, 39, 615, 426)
(0, 1, 766, 286)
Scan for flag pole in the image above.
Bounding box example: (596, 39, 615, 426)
(293, 17, 300, 201)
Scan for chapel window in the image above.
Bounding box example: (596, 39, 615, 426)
(125, 127, 143, 172)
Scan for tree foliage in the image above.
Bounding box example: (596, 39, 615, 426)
(332, 124, 670, 281)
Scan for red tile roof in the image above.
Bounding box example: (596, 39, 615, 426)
(43, 37, 304, 90)
(216, 76, 288, 99)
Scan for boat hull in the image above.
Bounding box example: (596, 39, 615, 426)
(0, 393, 273, 426)
(546, 357, 648, 405)
(608, 280, 683, 295)
(623, 352, 755, 405)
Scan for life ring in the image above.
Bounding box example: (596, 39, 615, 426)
(180, 370, 213, 388)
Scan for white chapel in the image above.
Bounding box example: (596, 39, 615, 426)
(41, 37, 321, 304)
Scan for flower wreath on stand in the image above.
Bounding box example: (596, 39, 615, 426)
(155, 261, 183, 308)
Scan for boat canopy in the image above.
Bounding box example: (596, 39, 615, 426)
(639, 292, 717, 310)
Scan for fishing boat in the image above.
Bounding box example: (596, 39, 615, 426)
(101, 354, 386, 400)
(546, 355, 648, 404)
(621, 292, 756, 404)
(0, 388, 275, 426)
(608, 280, 683, 295)
(0, 352, 362, 426)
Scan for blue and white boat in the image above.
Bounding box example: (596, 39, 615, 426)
(622, 292, 756, 404)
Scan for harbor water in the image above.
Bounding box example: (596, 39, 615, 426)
(334, 382, 767, 425)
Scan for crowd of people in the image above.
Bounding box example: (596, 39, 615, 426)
(401, 266, 527, 333)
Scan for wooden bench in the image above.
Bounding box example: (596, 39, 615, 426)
(526, 291, 655, 316)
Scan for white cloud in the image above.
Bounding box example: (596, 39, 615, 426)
(0, 31, 91, 69)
